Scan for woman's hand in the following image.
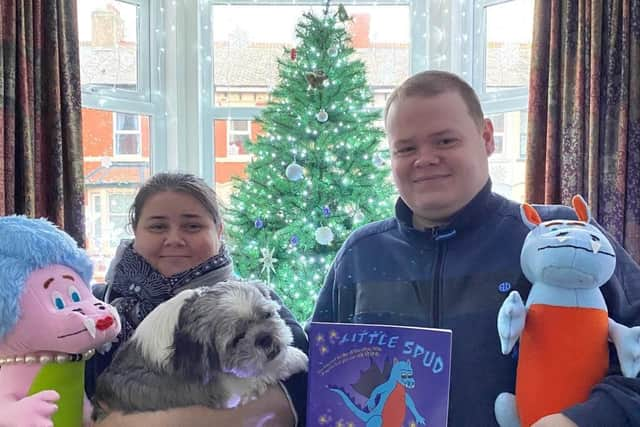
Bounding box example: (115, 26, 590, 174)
(93, 384, 295, 427)
(532, 413, 578, 427)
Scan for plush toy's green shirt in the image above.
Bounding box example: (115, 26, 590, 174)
(28, 360, 85, 427)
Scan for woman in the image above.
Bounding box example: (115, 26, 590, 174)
(85, 172, 307, 426)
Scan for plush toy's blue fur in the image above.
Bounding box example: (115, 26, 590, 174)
(0, 215, 93, 339)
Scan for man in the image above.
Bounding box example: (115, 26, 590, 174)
(311, 70, 640, 426)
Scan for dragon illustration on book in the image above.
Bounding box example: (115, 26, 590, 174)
(329, 358, 426, 426)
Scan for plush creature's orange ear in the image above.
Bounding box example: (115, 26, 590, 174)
(521, 203, 542, 229)
(572, 195, 591, 222)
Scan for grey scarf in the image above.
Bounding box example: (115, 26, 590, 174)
(105, 240, 234, 342)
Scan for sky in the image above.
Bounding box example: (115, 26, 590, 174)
(486, 0, 534, 43)
(76, 0, 533, 45)
(212, 5, 410, 44)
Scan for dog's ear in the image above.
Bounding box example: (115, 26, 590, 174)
(172, 330, 220, 382)
(172, 329, 204, 380)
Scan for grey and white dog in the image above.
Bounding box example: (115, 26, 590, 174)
(92, 280, 308, 421)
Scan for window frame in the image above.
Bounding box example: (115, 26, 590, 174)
(113, 112, 143, 157)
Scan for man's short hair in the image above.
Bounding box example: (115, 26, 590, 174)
(384, 70, 485, 129)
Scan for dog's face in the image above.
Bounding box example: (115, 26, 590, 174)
(170, 280, 294, 382)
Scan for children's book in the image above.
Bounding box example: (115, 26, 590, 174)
(306, 322, 452, 427)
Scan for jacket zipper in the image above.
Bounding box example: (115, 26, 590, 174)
(431, 227, 446, 328)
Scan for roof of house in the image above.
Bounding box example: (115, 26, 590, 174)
(79, 42, 410, 89)
(84, 161, 150, 186)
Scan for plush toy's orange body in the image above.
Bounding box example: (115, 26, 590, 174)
(516, 304, 608, 426)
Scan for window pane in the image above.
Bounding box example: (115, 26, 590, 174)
(211, 4, 410, 109)
(110, 193, 133, 214)
(488, 110, 527, 202)
(484, 0, 534, 92)
(108, 210, 132, 247)
(78, 0, 139, 92)
(90, 195, 102, 248)
(116, 134, 141, 155)
(116, 112, 140, 131)
(519, 110, 528, 159)
(230, 120, 250, 132)
(214, 119, 251, 204)
(82, 107, 151, 283)
(487, 113, 505, 153)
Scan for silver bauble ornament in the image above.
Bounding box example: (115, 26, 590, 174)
(315, 226, 334, 245)
(316, 109, 329, 123)
(285, 161, 304, 181)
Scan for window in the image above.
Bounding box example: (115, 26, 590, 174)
(78, 0, 161, 283)
(90, 194, 102, 247)
(480, 0, 534, 94)
(78, 0, 143, 96)
(113, 112, 142, 156)
(205, 1, 415, 205)
(108, 193, 134, 247)
(227, 120, 251, 157)
(474, 0, 534, 202)
(519, 109, 528, 159)
(488, 113, 505, 154)
(76, 0, 541, 276)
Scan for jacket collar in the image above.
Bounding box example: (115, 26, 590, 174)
(395, 179, 495, 240)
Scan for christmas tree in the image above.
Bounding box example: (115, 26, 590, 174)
(226, 2, 394, 321)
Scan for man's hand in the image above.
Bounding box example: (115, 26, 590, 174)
(532, 413, 578, 427)
(94, 384, 295, 427)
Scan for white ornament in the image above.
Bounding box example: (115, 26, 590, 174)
(316, 109, 329, 123)
(285, 161, 305, 181)
(315, 226, 334, 245)
(353, 211, 365, 223)
(259, 247, 278, 284)
(328, 46, 338, 57)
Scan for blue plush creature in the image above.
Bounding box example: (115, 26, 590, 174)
(495, 196, 640, 427)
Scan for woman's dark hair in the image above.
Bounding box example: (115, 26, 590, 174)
(129, 172, 221, 230)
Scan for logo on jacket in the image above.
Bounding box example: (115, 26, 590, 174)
(497, 282, 512, 293)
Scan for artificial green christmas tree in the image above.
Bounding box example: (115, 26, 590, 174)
(226, 3, 394, 321)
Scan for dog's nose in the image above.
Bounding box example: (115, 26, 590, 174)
(255, 333, 273, 349)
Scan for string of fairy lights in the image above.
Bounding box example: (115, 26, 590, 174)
(222, 3, 397, 320)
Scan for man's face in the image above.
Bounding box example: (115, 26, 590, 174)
(386, 91, 494, 229)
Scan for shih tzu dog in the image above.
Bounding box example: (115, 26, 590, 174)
(92, 280, 308, 421)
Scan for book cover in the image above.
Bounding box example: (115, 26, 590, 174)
(306, 322, 452, 427)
